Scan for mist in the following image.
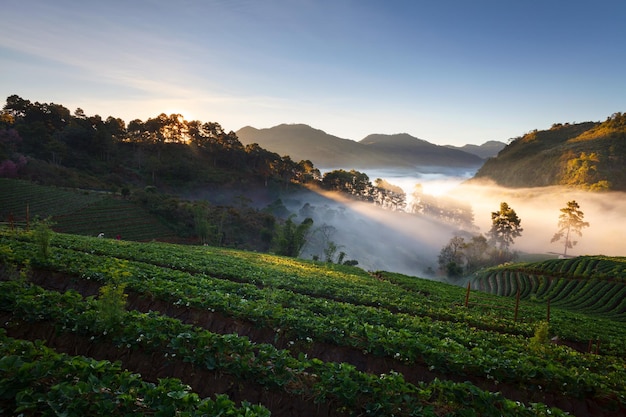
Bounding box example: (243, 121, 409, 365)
(452, 182, 626, 257)
(359, 167, 626, 258)
(278, 167, 626, 279)
(280, 189, 458, 277)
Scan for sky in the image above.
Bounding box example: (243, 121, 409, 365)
(2, 0, 625, 146)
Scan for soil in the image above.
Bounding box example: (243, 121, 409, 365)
(2, 268, 623, 417)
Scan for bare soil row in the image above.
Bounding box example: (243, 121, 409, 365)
(13, 268, 602, 416)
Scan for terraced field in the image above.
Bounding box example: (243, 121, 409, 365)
(0, 178, 177, 241)
(1, 228, 625, 416)
(473, 257, 626, 322)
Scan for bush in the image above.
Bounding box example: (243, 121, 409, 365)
(530, 321, 550, 352)
(32, 217, 54, 260)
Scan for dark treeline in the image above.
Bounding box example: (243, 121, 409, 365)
(0, 95, 413, 209)
(0, 95, 320, 190)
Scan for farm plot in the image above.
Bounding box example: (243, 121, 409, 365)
(0, 280, 567, 417)
(0, 178, 102, 220)
(53, 197, 178, 241)
(0, 178, 178, 241)
(2, 229, 626, 416)
(473, 258, 626, 321)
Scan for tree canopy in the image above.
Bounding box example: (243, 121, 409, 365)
(551, 200, 590, 257)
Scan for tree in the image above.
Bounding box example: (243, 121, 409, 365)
(551, 200, 589, 257)
(274, 215, 314, 257)
(322, 169, 371, 197)
(193, 203, 212, 245)
(488, 202, 523, 262)
(464, 234, 492, 273)
(438, 236, 466, 277)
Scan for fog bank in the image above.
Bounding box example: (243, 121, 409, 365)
(283, 169, 626, 278)
(453, 182, 626, 257)
(281, 190, 458, 277)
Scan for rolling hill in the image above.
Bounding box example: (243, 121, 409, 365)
(236, 124, 485, 169)
(471, 113, 626, 190)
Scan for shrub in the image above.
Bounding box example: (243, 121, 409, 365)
(32, 217, 54, 260)
(530, 321, 550, 352)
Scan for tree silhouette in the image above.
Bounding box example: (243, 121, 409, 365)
(488, 202, 523, 263)
(551, 200, 589, 257)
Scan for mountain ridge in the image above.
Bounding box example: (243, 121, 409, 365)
(236, 124, 488, 169)
(446, 140, 506, 159)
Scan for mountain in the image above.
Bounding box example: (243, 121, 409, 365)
(445, 140, 506, 159)
(359, 133, 484, 167)
(236, 124, 389, 167)
(471, 113, 626, 190)
(236, 124, 484, 169)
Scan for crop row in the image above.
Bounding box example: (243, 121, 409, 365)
(43, 231, 626, 354)
(3, 233, 626, 408)
(520, 256, 626, 281)
(0, 179, 102, 219)
(0, 280, 563, 417)
(0, 330, 269, 416)
(473, 267, 626, 321)
(48, 232, 550, 336)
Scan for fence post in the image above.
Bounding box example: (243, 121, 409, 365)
(464, 281, 471, 307)
(514, 289, 520, 322)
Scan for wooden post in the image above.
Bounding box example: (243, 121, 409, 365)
(514, 289, 520, 322)
(464, 281, 471, 308)
(588, 339, 593, 353)
(546, 298, 551, 322)
(595, 338, 601, 354)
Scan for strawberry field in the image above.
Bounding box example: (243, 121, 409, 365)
(1, 227, 626, 416)
(473, 257, 626, 322)
(0, 178, 178, 241)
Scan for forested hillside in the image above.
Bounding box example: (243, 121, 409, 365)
(472, 113, 626, 190)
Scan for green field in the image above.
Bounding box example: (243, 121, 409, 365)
(1, 228, 625, 416)
(473, 257, 626, 322)
(0, 178, 178, 241)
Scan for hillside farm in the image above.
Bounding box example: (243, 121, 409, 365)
(0, 178, 178, 241)
(1, 228, 626, 416)
(472, 257, 626, 322)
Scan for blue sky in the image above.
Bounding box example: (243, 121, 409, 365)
(1, 0, 625, 146)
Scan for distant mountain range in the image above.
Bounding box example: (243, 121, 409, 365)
(472, 113, 626, 190)
(445, 141, 507, 159)
(236, 124, 503, 169)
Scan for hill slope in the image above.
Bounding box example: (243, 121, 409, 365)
(471, 113, 626, 190)
(236, 124, 484, 169)
(2, 230, 626, 415)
